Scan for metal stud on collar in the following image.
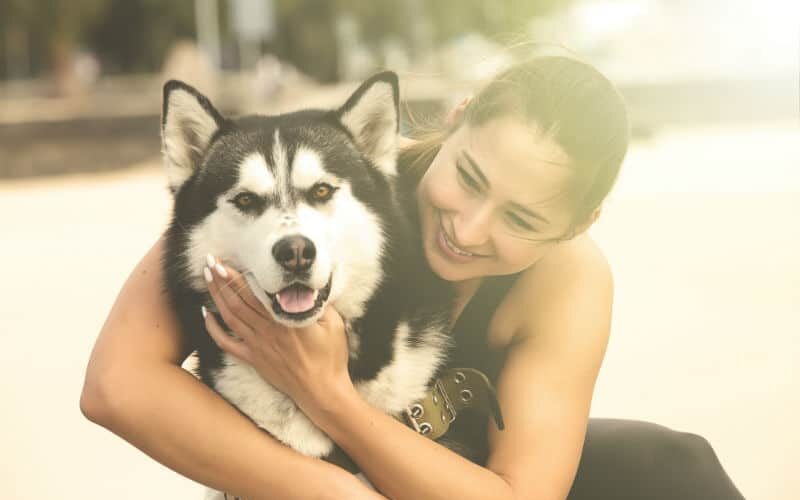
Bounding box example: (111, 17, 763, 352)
(402, 368, 504, 440)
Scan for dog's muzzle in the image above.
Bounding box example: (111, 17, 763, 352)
(264, 274, 333, 322)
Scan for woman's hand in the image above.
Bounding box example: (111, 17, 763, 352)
(202, 255, 355, 414)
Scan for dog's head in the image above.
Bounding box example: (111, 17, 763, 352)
(162, 72, 401, 327)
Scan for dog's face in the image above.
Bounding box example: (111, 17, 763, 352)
(162, 73, 400, 327)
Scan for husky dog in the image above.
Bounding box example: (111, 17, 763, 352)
(160, 72, 455, 489)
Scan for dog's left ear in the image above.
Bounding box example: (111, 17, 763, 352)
(161, 80, 225, 194)
(336, 71, 400, 176)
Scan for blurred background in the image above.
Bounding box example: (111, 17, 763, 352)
(0, 0, 797, 498)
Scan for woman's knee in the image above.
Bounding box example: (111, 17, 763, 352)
(584, 419, 715, 462)
(632, 423, 714, 466)
(569, 419, 744, 500)
(665, 430, 717, 465)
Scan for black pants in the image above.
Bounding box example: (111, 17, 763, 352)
(567, 419, 745, 500)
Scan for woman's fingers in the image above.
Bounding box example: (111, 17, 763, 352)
(205, 263, 259, 340)
(203, 306, 252, 362)
(207, 255, 271, 319)
(318, 304, 345, 330)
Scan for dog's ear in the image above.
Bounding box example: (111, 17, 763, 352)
(161, 80, 225, 194)
(336, 71, 400, 176)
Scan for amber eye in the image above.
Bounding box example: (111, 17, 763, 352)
(311, 183, 336, 202)
(234, 193, 254, 207)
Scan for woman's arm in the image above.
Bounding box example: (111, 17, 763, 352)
(79, 235, 383, 500)
(303, 237, 613, 500)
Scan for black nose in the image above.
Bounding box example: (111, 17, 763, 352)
(272, 235, 316, 272)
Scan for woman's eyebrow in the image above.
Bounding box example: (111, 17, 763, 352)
(462, 151, 550, 225)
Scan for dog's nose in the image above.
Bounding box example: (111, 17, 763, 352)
(272, 235, 316, 272)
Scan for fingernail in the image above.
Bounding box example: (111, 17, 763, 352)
(204, 266, 213, 283)
(201, 305, 207, 319)
(215, 263, 229, 279)
(206, 254, 216, 268)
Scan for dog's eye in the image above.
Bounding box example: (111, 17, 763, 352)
(234, 192, 254, 208)
(310, 183, 336, 202)
(229, 192, 266, 214)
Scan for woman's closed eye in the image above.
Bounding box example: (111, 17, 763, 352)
(505, 211, 536, 231)
(456, 162, 540, 233)
(456, 163, 481, 192)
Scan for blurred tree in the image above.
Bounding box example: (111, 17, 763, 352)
(423, 0, 567, 43)
(333, 0, 409, 44)
(0, 0, 573, 82)
(270, 0, 339, 82)
(329, 0, 570, 50)
(1, 0, 106, 83)
(265, 0, 572, 81)
(86, 0, 196, 74)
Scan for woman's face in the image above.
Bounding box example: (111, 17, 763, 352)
(416, 117, 578, 283)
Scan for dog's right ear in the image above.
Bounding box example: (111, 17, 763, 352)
(161, 80, 225, 194)
(335, 71, 400, 176)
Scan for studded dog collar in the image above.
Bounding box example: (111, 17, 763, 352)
(403, 367, 505, 440)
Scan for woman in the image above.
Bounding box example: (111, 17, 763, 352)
(81, 56, 745, 500)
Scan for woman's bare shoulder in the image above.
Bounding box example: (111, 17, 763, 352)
(531, 234, 612, 284)
(488, 234, 613, 347)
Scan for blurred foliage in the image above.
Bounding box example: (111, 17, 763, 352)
(86, 0, 197, 73)
(0, 0, 107, 76)
(333, 0, 565, 44)
(0, 0, 570, 81)
(270, 0, 340, 82)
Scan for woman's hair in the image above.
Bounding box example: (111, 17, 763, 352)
(399, 55, 630, 242)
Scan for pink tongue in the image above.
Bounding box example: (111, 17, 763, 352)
(277, 287, 316, 313)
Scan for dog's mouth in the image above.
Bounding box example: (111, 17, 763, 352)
(265, 275, 332, 322)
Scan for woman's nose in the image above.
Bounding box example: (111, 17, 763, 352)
(452, 201, 493, 248)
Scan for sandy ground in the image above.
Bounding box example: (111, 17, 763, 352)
(0, 121, 797, 499)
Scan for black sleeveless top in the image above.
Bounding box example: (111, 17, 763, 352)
(440, 271, 523, 465)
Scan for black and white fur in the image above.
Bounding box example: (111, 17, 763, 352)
(160, 73, 456, 493)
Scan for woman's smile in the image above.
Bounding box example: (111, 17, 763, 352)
(436, 211, 491, 263)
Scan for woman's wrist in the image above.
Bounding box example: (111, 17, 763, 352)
(305, 380, 387, 454)
(299, 374, 361, 425)
(323, 471, 387, 500)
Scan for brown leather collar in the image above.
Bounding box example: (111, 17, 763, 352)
(403, 368, 504, 440)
